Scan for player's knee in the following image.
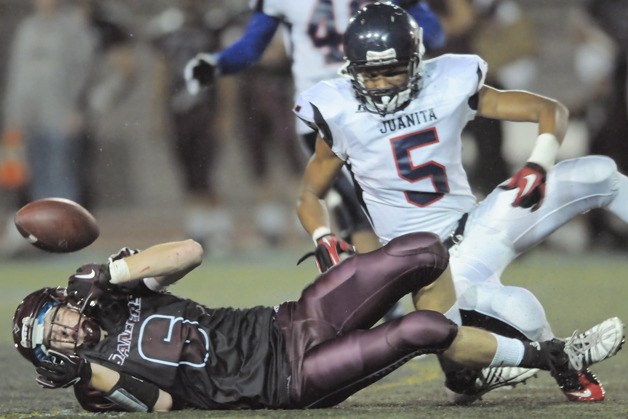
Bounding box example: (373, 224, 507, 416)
(459, 285, 548, 340)
(384, 232, 449, 273)
(394, 310, 458, 351)
(558, 156, 617, 186)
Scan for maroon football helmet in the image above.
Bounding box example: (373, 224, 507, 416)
(12, 287, 69, 366)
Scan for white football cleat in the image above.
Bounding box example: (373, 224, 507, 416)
(563, 317, 625, 371)
(445, 367, 540, 405)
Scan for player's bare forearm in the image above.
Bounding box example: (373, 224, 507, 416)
(297, 188, 331, 235)
(124, 240, 203, 286)
(477, 86, 569, 142)
(297, 137, 344, 235)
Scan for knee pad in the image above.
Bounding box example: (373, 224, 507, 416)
(458, 284, 549, 341)
(398, 310, 458, 351)
(385, 232, 448, 269)
(556, 156, 617, 192)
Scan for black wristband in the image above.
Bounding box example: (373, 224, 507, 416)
(104, 373, 160, 412)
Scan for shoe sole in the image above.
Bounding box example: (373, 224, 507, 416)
(445, 368, 540, 405)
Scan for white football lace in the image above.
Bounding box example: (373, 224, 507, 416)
(564, 318, 624, 371)
(564, 329, 592, 371)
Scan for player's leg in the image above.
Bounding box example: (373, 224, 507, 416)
(276, 232, 459, 406)
(451, 155, 626, 336)
(290, 232, 448, 334)
(448, 156, 624, 401)
(330, 168, 406, 321)
(295, 310, 458, 407)
(301, 132, 400, 320)
(473, 155, 623, 260)
(294, 311, 624, 408)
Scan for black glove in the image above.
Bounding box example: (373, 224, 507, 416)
(184, 53, 218, 94)
(298, 233, 356, 273)
(499, 162, 547, 211)
(36, 350, 92, 389)
(67, 263, 113, 303)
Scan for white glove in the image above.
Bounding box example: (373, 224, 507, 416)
(183, 53, 219, 95)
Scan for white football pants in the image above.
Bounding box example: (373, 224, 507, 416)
(451, 155, 626, 341)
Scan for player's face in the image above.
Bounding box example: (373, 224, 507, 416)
(43, 305, 101, 353)
(358, 64, 408, 90)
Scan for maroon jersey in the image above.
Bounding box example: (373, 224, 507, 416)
(79, 293, 291, 409)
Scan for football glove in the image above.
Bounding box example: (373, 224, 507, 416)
(36, 350, 92, 389)
(184, 53, 218, 95)
(67, 263, 113, 303)
(298, 233, 356, 273)
(499, 162, 547, 211)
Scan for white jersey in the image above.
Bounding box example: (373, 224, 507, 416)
(251, 0, 371, 134)
(294, 54, 488, 243)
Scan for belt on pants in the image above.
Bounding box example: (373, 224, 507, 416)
(443, 212, 469, 249)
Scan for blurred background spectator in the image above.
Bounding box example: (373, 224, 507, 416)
(234, 29, 305, 247)
(0, 0, 95, 255)
(78, 0, 138, 209)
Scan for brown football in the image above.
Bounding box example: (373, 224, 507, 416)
(14, 198, 99, 253)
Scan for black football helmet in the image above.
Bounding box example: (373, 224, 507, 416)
(341, 2, 424, 115)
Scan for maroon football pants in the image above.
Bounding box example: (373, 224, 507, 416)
(276, 232, 458, 408)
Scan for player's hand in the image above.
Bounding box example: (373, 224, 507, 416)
(184, 53, 218, 95)
(499, 162, 547, 211)
(313, 234, 356, 273)
(36, 350, 92, 389)
(67, 263, 113, 302)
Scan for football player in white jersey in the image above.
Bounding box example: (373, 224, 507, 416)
(295, 2, 628, 404)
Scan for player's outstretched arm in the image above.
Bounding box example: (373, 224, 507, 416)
(184, 12, 280, 94)
(120, 240, 204, 287)
(67, 240, 204, 302)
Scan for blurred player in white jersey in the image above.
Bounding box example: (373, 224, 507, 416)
(295, 2, 628, 404)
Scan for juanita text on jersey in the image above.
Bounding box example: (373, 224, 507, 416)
(379, 108, 437, 134)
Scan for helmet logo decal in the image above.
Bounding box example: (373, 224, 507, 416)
(20, 316, 32, 347)
(366, 48, 397, 62)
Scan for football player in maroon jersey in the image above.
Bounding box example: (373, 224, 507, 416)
(12, 233, 624, 412)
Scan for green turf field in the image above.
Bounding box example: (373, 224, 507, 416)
(2, 246, 627, 418)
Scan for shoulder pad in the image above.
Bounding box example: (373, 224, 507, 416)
(294, 79, 350, 147)
(426, 54, 488, 95)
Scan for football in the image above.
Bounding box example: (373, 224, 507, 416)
(14, 198, 99, 253)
